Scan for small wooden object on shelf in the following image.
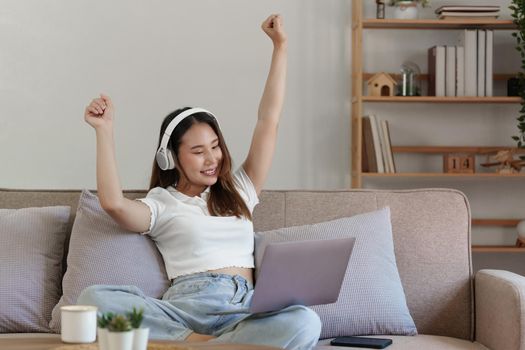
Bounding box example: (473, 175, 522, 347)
(443, 153, 475, 173)
(517, 220, 525, 247)
(367, 72, 397, 97)
(480, 149, 525, 174)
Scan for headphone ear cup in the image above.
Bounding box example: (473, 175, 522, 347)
(156, 148, 169, 171)
(165, 149, 176, 170)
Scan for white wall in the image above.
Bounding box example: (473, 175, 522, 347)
(2, 0, 524, 272)
(0, 0, 350, 190)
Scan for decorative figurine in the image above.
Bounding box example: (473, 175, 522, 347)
(480, 149, 525, 174)
(367, 72, 397, 97)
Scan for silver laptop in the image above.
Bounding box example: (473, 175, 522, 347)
(208, 237, 355, 315)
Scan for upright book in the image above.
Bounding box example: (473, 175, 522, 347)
(361, 116, 376, 173)
(368, 114, 384, 173)
(428, 46, 445, 97)
(380, 120, 396, 173)
(485, 30, 494, 97)
(477, 30, 486, 97)
(445, 46, 456, 97)
(456, 46, 465, 96)
(362, 115, 384, 173)
(458, 29, 477, 96)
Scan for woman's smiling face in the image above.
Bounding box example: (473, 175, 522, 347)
(175, 122, 223, 196)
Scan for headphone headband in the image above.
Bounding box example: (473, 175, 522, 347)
(156, 107, 219, 171)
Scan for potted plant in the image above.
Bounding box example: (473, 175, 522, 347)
(510, 0, 525, 159)
(107, 314, 133, 350)
(388, 0, 430, 19)
(127, 307, 149, 350)
(97, 312, 114, 350)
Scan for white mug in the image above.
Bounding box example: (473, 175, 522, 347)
(60, 305, 98, 343)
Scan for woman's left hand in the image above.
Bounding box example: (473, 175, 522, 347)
(261, 14, 287, 48)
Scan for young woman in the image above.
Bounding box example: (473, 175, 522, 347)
(78, 14, 322, 350)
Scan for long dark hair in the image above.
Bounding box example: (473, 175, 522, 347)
(149, 107, 252, 220)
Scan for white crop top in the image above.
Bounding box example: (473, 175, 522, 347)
(137, 167, 259, 280)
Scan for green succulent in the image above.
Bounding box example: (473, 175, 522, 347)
(107, 315, 132, 332)
(97, 312, 114, 329)
(127, 307, 144, 329)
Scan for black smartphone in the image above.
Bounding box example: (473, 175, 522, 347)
(330, 336, 393, 349)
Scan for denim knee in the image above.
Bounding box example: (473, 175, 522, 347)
(77, 284, 143, 312)
(77, 285, 106, 306)
(287, 306, 322, 349)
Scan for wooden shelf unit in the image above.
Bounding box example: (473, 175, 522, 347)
(351, 0, 521, 188)
(351, 1, 524, 257)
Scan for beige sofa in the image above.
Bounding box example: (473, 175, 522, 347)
(1, 188, 524, 350)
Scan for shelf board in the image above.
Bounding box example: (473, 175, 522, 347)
(361, 96, 521, 103)
(472, 219, 521, 227)
(391, 146, 525, 154)
(363, 73, 516, 81)
(472, 245, 525, 253)
(362, 19, 516, 30)
(361, 172, 525, 178)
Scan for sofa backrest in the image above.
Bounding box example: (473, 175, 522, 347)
(0, 188, 472, 340)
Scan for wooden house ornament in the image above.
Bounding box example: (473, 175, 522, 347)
(367, 72, 397, 97)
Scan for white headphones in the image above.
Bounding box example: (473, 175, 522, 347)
(155, 107, 219, 171)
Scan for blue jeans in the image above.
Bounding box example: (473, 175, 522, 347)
(77, 272, 321, 350)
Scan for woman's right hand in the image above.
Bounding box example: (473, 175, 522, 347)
(84, 94, 114, 130)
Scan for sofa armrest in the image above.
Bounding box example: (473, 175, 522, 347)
(475, 269, 525, 350)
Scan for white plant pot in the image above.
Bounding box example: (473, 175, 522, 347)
(393, 1, 419, 19)
(107, 331, 133, 350)
(132, 328, 149, 350)
(98, 328, 109, 350)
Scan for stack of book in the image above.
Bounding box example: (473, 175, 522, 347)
(435, 5, 500, 20)
(428, 29, 493, 97)
(362, 115, 395, 174)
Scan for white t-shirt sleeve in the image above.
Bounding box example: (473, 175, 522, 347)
(136, 187, 168, 236)
(233, 166, 259, 213)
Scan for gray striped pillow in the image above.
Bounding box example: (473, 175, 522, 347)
(254, 207, 417, 339)
(49, 190, 170, 332)
(0, 206, 70, 332)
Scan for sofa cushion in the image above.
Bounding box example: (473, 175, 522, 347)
(255, 207, 417, 339)
(49, 190, 170, 332)
(0, 206, 70, 332)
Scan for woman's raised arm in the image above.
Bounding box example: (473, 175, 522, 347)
(85, 94, 151, 233)
(243, 14, 288, 195)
